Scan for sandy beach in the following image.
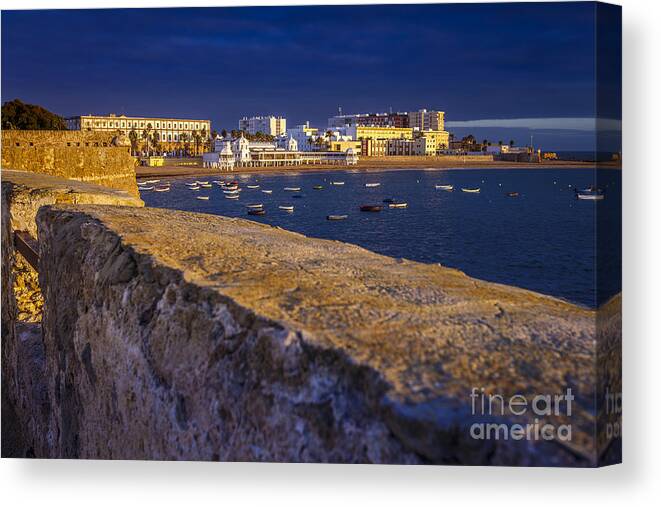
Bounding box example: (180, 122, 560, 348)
(135, 156, 620, 180)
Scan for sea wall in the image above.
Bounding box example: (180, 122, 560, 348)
(1, 171, 143, 456)
(2, 171, 620, 465)
(1, 130, 140, 197)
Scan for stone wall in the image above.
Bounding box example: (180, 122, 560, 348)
(1, 171, 620, 465)
(2, 130, 140, 197)
(1, 171, 143, 456)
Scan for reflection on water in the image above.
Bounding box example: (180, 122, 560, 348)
(141, 168, 621, 308)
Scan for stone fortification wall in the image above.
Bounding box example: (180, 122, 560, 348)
(2, 130, 140, 197)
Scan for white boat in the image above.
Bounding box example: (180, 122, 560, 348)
(278, 205, 294, 212)
(196, 181, 209, 185)
(435, 184, 454, 191)
(153, 186, 170, 192)
(144, 179, 160, 184)
(331, 181, 345, 185)
(284, 187, 301, 191)
(327, 214, 348, 221)
(189, 186, 200, 191)
(200, 183, 212, 188)
(261, 190, 273, 194)
(139, 186, 154, 191)
(225, 194, 240, 199)
(388, 202, 408, 209)
(365, 183, 381, 187)
(223, 189, 239, 194)
(246, 203, 264, 209)
(461, 188, 481, 193)
(577, 193, 605, 200)
(246, 185, 260, 189)
(196, 196, 210, 200)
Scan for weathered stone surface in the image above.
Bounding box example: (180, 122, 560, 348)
(32, 204, 607, 465)
(2, 130, 140, 197)
(1, 171, 143, 456)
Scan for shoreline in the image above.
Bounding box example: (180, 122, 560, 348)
(136, 158, 621, 180)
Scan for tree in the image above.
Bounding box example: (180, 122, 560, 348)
(1, 98, 67, 130)
(152, 132, 160, 154)
(221, 129, 227, 138)
(180, 132, 189, 156)
(191, 129, 199, 155)
(128, 129, 139, 156)
(509, 139, 515, 147)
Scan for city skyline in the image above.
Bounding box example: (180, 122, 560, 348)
(2, 3, 621, 150)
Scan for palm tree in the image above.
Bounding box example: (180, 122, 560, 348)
(128, 129, 139, 156)
(509, 139, 515, 147)
(141, 123, 153, 156)
(152, 132, 160, 154)
(191, 129, 198, 155)
(180, 132, 189, 156)
(200, 127, 208, 152)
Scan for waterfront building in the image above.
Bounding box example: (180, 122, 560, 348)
(65, 114, 212, 155)
(419, 129, 450, 150)
(286, 122, 318, 151)
(387, 137, 436, 156)
(239, 115, 287, 136)
(360, 138, 388, 157)
(408, 109, 445, 131)
(202, 133, 359, 170)
(328, 111, 409, 129)
(329, 140, 362, 153)
(348, 125, 413, 141)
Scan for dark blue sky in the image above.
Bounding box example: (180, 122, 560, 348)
(1, 2, 621, 150)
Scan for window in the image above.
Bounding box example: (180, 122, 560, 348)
(168, 122, 172, 128)
(156, 122, 160, 128)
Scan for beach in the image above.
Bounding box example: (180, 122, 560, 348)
(135, 155, 619, 179)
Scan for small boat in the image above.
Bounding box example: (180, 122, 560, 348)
(577, 193, 605, 201)
(223, 189, 239, 194)
(435, 184, 454, 191)
(313, 185, 324, 190)
(196, 181, 209, 185)
(246, 203, 264, 209)
(360, 205, 382, 212)
(461, 188, 481, 193)
(331, 181, 345, 186)
(261, 189, 273, 194)
(506, 192, 519, 197)
(200, 184, 213, 188)
(327, 214, 348, 221)
(284, 187, 301, 191)
(224, 185, 239, 191)
(278, 205, 294, 212)
(365, 183, 381, 187)
(144, 179, 160, 184)
(225, 194, 240, 200)
(139, 186, 154, 191)
(196, 196, 210, 200)
(388, 202, 408, 209)
(248, 209, 266, 216)
(153, 186, 170, 192)
(189, 186, 200, 191)
(247, 185, 260, 189)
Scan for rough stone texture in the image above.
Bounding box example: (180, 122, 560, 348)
(1, 171, 143, 456)
(2, 130, 140, 197)
(31, 204, 610, 465)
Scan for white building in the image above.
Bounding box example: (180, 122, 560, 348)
(286, 122, 318, 151)
(239, 115, 287, 136)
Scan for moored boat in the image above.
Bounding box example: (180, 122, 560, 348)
(327, 214, 348, 220)
(331, 181, 345, 185)
(225, 194, 240, 199)
(247, 185, 260, 189)
(388, 202, 408, 208)
(313, 185, 324, 190)
(248, 209, 266, 216)
(461, 187, 481, 193)
(153, 186, 170, 192)
(365, 183, 381, 187)
(577, 193, 605, 200)
(261, 189, 273, 194)
(196, 196, 210, 200)
(246, 203, 264, 209)
(506, 191, 519, 197)
(284, 187, 301, 191)
(278, 205, 294, 212)
(139, 186, 155, 191)
(360, 205, 382, 212)
(435, 184, 454, 191)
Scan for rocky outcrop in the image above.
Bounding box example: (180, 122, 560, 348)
(1, 171, 143, 457)
(30, 204, 606, 465)
(2, 130, 140, 197)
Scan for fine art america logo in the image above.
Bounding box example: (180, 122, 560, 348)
(469, 387, 574, 442)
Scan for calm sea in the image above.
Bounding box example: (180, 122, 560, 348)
(141, 168, 621, 308)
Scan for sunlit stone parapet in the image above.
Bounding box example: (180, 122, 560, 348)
(29, 204, 609, 465)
